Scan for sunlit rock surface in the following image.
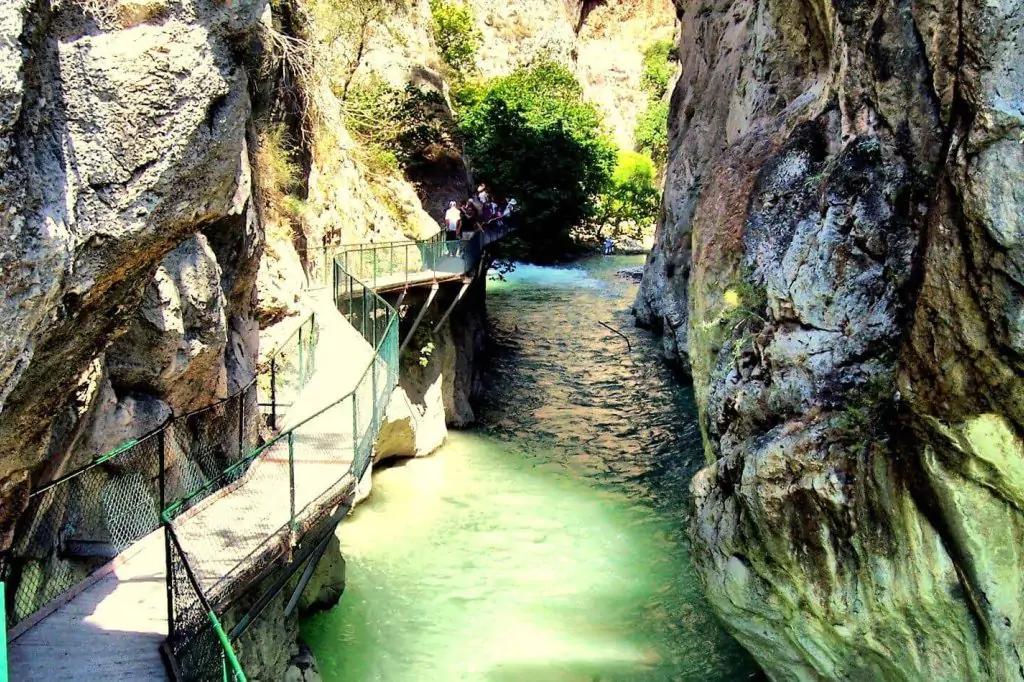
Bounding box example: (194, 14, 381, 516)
(638, 0, 1024, 678)
(0, 0, 263, 546)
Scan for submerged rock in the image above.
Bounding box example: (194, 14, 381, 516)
(640, 0, 1024, 679)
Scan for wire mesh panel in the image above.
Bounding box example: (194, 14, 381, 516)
(163, 383, 259, 516)
(258, 316, 319, 431)
(2, 432, 164, 629)
(167, 527, 241, 682)
(159, 226, 516, 679)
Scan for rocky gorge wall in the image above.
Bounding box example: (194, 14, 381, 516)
(0, 0, 265, 551)
(637, 0, 1024, 679)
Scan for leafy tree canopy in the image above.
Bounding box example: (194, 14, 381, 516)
(635, 98, 669, 166)
(458, 61, 617, 261)
(595, 151, 661, 235)
(640, 39, 678, 98)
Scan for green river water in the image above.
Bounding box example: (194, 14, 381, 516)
(303, 255, 759, 681)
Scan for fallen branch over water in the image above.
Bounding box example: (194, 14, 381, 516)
(599, 321, 632, 352)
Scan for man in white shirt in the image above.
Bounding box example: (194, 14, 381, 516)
(444, 201, 461, 256)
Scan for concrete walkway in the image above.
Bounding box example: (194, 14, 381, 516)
(7, 293, 379, 681)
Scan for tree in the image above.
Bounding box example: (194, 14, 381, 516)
(635, 99, 669, 166)
(459, 61, 616, 261)
(640, 40, 678, 99)
(429, 0, 481, 75)
(595, 151, 661, 236)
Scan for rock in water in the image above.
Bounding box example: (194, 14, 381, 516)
(616, 266, 645, 283)
(638, 0, 1024, 679)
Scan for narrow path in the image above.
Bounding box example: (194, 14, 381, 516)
(7, 532, 167, 681)
(7, 294, 378, 681)
(174, 294, 377, 596)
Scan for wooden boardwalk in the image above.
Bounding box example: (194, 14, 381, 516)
(7, 293, 378, 681)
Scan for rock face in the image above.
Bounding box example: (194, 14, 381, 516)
(0, 0, 264, 548)
(377, 277, 488, 461)
(639, 0, 1024, 679)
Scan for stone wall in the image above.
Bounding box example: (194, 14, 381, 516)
(638, 0, 1024, 679)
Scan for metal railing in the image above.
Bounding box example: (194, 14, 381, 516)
(162, 253, 399, 681)
(1, 221, 517, 677)
(1, 582, 7, 682)
(258, 313, 319, 430)
(1, 325, 306, 634)
(310, 217, 517, 293)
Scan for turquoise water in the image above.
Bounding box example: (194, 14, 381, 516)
(303, 256, 758, 681)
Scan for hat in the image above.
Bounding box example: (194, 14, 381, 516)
(507, 197, 517, 206)
(449, 200, 457, 207)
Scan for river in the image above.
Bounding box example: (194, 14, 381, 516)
(303, 255, 759, 681)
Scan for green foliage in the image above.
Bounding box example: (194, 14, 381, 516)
(429, 0, 481, 75)
(344, 79, 461, 170)
(721, 275, 768, 329)
(256, 122, 301, 199)
(640, 40, 677, 99)
(596, 151, 660, 234)
(458, 61, 617, 261)
(635, 99, 669, 166)
(418, 341, 436, 367)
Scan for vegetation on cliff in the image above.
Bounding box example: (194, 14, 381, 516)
(428, 0, 481, 76)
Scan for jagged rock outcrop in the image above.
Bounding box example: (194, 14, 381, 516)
(0, 0, 265, 549)
(639, 0, 1024, 679)
(377, 276, 488, 461)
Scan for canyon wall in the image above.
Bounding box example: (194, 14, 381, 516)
(638, 0, 1024, 679)
(0, 0, 265, 551)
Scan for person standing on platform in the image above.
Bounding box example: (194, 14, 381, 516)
(444, 200, 461, 257)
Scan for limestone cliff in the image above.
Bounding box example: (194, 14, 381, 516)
(0, 0, 264, 549)
(638, 0, 1024, 679)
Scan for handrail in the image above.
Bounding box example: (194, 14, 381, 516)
(210, 612, 246, 682)
(160, 316, 396, 522)
(3, 314, 312, 631)
(1, 582, 8, 682)
(162, 252, 401, 680)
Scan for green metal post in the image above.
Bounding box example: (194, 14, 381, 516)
(310, 314, 316, 378)
(361, 285, 368, 339)
(352, 392, 360, 462)
(237, 389, 245, 459)
(288, 432, 296, 536)
(2, 582, 8, 682)
(298, 325, 304, 387)
(208, 612, 246, 682)
(269, 357, 277, 431)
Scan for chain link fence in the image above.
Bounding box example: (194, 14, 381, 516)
(259, 314, 319, 430)
(166, 525, 245, 682)
(164, 253, 400, 681)
(1, 429, 164, 630)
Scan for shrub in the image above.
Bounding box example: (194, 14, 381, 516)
(344, 79, 461, 169)
(429, 0, 482, 75)
(255, 122, 301, 202)
(635, 99, 669, 166)
(640, 39, 677, 98)
(596, 151, 661, 234)
(458, 61, 617, 261)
